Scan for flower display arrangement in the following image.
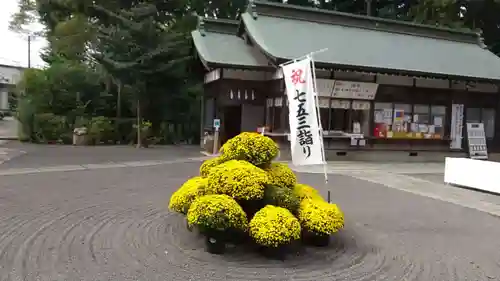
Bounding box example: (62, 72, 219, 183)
(168, 132, 345, 258)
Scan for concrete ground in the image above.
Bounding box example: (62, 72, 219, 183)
(0, 152, 498, 281)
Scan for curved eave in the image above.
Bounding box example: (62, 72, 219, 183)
(192, 29, 274, 72)
(241, 14, 280, 67)
(274, 58, 500, 83)
(194, 46, 275, 71)
(206, 61, 275, 71)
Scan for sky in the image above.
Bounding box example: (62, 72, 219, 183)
(0, 0, 46, 68)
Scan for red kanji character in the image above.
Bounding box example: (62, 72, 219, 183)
(290, 69, 305, 85)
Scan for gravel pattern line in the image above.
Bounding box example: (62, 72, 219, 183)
(0, 164, 498, 280)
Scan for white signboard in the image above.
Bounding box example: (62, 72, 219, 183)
(450, 104, 464, 150)
(282, 57, 324, 166)
(466, 123, 488, 160)
(213, 119, 220, 129)
(332, 81, 378, 100)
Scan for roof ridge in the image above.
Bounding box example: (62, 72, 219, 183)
(202, 18, 239, 25)
(248, 0, 480, 44)
(198, 17, 240, 35)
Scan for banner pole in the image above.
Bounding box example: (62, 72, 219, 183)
(279, 48, 328, 67)
(309, 54, 329, 186)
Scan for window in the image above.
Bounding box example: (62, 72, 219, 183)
(265, 98, 274, 131)
(351, 101, 370, 135)
(466, 108, 481, 123)
(374, 102, 393, 138)
(412, 104, 430, 135)
(430, 105, 446, 137)
(318, 97, 330, 131)
(273, 97, 284, 132)
(328, 99, 350, 132)
(483, 109, 495, 139)
(374, 103, 446, 139)
(466, 107, 495, 139)
(204, 98, 215, 129)
(394, 103, 412, 133)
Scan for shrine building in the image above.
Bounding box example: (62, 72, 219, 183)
(192, 0, 500, 161)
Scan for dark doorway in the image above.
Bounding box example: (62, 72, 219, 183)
(223, 105, 242, 143)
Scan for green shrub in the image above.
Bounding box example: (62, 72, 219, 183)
(113, 118, 135, 144)
(88, 116, 114, 144)
(263, 185, 300, 214)
(33, 113, 68, 143)
(16, 98, 35, 142)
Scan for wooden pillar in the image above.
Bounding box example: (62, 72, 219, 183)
(199, 90, 205, 145)
(493, 85, 500, 151)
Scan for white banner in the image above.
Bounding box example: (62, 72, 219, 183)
(450, 104, 464, 150)
(282, 57, 324, 166)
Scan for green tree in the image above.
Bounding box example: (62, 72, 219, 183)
(92, 2, 192, 146)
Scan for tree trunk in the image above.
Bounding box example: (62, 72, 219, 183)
(116, 80, 122, 119)
(136, 98, 141, 148)
(116, 80, 122, 143)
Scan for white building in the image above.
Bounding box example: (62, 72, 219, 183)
(0, 64, 24, 111)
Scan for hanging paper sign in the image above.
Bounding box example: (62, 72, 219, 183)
(331, 81, 378, 99)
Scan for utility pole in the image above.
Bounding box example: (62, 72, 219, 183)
(27, 35, 31, 68)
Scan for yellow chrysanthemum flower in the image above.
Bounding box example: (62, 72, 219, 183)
(298, 199, 344, 235)
(293, 183, 324, 201)
(200, 156, 224, 178)
(249, 205, 301, 248)
(169, 176, 210, 214)
(265, 163, 297, 189)
(208, 160, 270, 201)
(220, 132, 279, 166)
(187, 194, 248, 231)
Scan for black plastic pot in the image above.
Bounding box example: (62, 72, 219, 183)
(259, 245, 288, 260)
(224, 228, 248, 245)
(205, 236, 225, 254)
(302, 231, 330, 247)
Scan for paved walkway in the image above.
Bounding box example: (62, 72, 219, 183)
(0, 147, 25, 165)
(0, 117, 18, 140)
(292, 162, 500, 217)
(0, 143, 203, 168)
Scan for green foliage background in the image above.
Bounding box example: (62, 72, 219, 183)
(7, 0, 500, 144)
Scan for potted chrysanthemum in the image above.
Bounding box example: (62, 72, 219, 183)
(219, 132, 279, 166)
(264, 163, 297, 189)
(249, 205, 301, 259)
(297, 199, 344, 247)
(187, 194, 248, 254)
